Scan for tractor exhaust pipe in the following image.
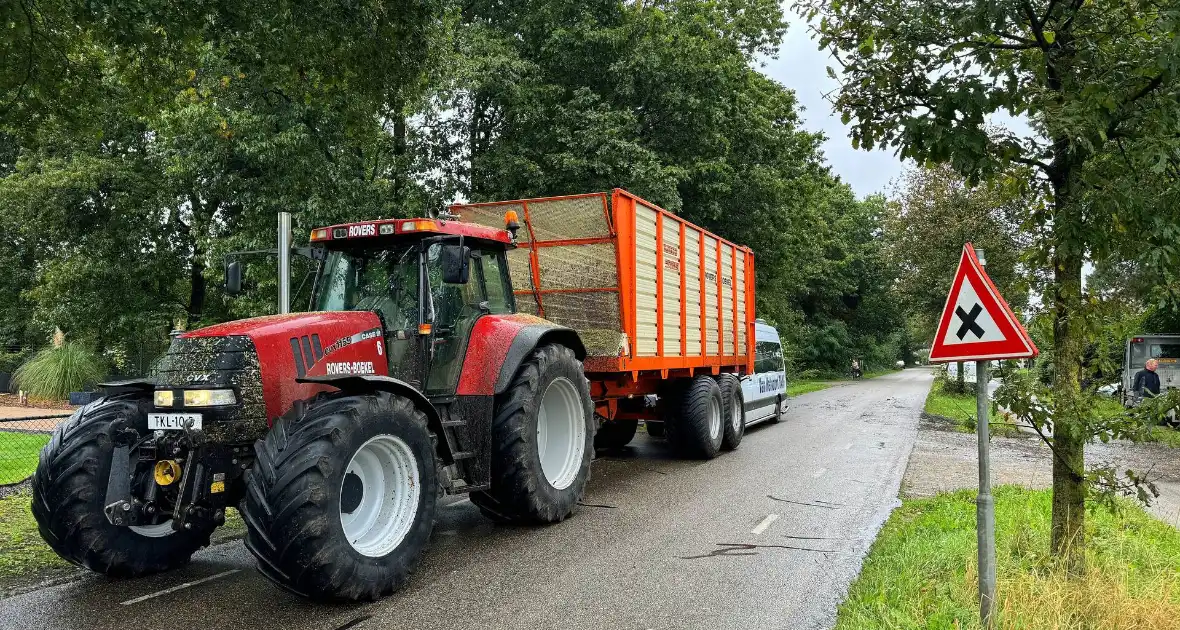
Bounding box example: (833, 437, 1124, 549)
(278, 211, 292, 314)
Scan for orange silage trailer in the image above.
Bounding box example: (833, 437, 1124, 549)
(453, 189, 756, 450)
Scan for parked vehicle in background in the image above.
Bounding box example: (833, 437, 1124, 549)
(1122, 334, 1180, 407)
(739, 320, 786, 426)
(32, 189, 756, 602)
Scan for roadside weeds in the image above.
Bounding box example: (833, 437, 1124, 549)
(835, 486, 1180, 629)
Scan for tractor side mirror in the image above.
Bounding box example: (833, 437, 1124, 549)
(440, 244, 471, 284)
(225, 261, 243, 295)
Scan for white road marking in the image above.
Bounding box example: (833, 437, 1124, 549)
(120, 569, 241, 605)
(813, 468, 827, 478)
(750, 513, 779, 535)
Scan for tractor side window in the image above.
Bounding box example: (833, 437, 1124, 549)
(425, 243, 485, 395)
(480, 253, 512, 314)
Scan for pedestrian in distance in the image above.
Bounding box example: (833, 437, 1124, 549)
(1133, 358, 1162, 399)
(851, 358, 862, 380)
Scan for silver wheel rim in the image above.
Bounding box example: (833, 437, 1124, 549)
(536, 377, 586, 490)
(339, 434, 421, 558)
(130, 521, 175, 538)
(730, 394, 741, 433)
(708, 394, 722, 441)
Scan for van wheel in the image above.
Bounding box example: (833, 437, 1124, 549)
(717, 374, 744, 450)
(594, 418, 638, 451)
(768, 395, 784, 424)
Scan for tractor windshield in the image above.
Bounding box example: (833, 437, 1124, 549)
(314, 245, 421, 332)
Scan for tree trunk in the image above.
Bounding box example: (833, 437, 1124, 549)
(186, 243, 206, 330)
(1050, 217, 1086, 574)
(957, 361, 965, 393)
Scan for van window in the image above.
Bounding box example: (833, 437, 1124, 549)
(1151, 344, 1180, 360)
(755, 340, 783, 373)
(1131, 341, 1180, 368)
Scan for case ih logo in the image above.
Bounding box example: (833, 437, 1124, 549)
(347, 224, 376, 237)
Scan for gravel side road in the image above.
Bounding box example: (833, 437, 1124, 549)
(903, 413, 1180, 526)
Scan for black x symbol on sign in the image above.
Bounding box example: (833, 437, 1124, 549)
(955, 304, 985, 340)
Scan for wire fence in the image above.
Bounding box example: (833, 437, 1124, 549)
(0, 413, 72, 486)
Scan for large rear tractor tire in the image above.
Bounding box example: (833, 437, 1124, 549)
(666, 376, 725, 459)
(470, 344, 594, 525)
(31, 396, 213, 577)
(242, 392, 437, 601)
(717, 374, 745, 451)
(594, 418, 638, 451)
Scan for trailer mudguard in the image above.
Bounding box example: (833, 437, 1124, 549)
(456, 314, 586, 396)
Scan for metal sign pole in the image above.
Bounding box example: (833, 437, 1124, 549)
(974, 247, 996, 628)
(278, 212, 292, 314)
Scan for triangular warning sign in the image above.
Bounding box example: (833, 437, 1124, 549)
(929, 244, 1038, 362)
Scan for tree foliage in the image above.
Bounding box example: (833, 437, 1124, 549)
(799, 0, 1180, 568)
(0, 1, 911, 384)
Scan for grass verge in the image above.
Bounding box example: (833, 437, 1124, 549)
(837, 486, 1180, 629)
(0, 490, 73, 592)
(0, 432, 50, 485)
(1148, 425, 1180, 447)
(787, 368, 902, 397)
(787, 380, 831, 396)
(923, 379, 1021, 438)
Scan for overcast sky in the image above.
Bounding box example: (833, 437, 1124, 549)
(760, 13, 910, 199)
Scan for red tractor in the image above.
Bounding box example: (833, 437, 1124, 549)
(32, 190, 756, 601)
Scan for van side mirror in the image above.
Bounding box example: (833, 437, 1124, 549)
(440, 244, 471, 284)
(225, 261, 243, 295)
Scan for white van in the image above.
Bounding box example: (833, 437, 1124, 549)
(741, 320, 787, 426)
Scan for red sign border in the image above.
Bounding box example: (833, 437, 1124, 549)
(929, 244, 1038, 362)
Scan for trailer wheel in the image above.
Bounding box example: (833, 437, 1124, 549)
(645, 421, 666, 438)
(594, 418, 639, 451)
(717, 374, 745, 451)
(31, 395, 213, 577)
(666, 376, 725, 459)
(242, 392, 437, 601)
(471, 344, 594, 524)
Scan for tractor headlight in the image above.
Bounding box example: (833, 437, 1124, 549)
(154, 390, 174, 407)
(182, 389, 237, 407)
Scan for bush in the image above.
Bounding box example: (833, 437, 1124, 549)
(0, 349, 31, 375)
(12, 343, 107, 400)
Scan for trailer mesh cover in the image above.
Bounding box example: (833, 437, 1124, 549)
(452, 194, 625, 357)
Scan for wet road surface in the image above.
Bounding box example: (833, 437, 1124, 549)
(0, 369, 932, 630)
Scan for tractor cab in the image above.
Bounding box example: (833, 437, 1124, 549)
(308, 215, 520, 394)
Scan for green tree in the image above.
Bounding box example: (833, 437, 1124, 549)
(799, 0, 1180, 568)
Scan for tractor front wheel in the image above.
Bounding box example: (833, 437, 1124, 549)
(242, 392, 437, 601)
(31, 395, 213, 577)
(471, 344, 594, 524)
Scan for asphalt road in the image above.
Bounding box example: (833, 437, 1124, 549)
(0, 369, 931, 630)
